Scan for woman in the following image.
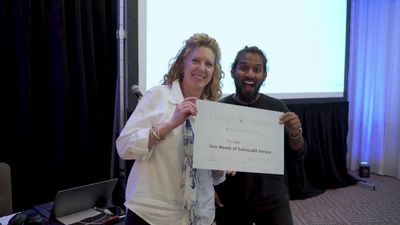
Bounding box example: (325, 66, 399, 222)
(116, 33, 225, 225)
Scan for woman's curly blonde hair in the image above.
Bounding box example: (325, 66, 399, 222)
(163, 33, 224, 101)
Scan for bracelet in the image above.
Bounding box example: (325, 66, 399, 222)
(154, 124, 165, 140)
(151, 124, 165, 141)
(150, 127, 162, 141)
(289, 128, 302, 139)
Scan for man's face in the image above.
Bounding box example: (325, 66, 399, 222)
(231, 53, 267, 101)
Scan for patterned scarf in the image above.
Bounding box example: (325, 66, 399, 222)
(182, 119, 199, 224)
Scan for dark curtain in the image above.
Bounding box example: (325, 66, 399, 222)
(286, 101, 358, 200)
(1, 0, 117, 211)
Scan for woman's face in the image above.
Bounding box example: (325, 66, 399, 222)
(181, 46, 215, 93)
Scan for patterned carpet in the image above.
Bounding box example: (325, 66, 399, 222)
(290, 171, 400, 225)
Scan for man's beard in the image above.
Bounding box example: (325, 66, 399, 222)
(234, 79, 263, 103)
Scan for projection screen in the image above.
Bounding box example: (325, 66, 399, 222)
(138, 0, 349, 100)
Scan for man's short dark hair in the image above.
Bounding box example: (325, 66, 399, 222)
(231, 46, 268, 73)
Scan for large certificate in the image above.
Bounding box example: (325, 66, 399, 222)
(193, 100, 284, 174)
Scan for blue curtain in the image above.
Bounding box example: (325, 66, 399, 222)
(348, 0, 400, 179)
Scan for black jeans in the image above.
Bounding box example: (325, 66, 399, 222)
(125, 209, 150, 225)
(215, 204, 293, 225)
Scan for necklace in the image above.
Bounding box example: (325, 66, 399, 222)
(232, 93, 260, 105)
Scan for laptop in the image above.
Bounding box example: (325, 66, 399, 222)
(34, 178, 118, 221)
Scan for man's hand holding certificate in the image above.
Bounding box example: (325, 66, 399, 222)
(193, 100, 284, 175)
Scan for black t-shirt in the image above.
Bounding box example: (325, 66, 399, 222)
(220, 93, 290, 113)
(215, 94, 305, 211)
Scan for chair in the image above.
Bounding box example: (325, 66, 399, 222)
(0, 162, 12, 216)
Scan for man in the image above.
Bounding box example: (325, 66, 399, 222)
(214, 46, 306, 225)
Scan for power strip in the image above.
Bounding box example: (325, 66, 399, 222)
(357, 181, 376, 190)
